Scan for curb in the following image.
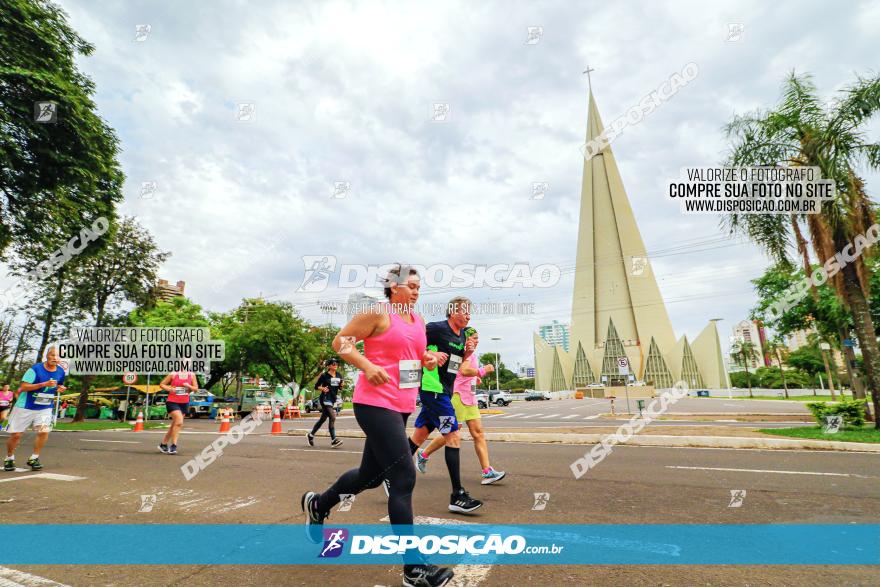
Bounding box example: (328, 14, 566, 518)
(286, 429, 880, 453)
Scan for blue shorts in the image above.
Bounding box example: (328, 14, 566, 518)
(166, 401, 189, 414)
(414, 391, 459, 434)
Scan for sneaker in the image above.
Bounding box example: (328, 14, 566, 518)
(3, 458, 14, 472)
(382, 478, 391, 497)
(168, 444, 178, 455)
(481, 467, 506, 485)
(330, 438, 343, 448)
(158, 444, 169, 454)
(26, 457, 42, 471)
(416, 451, 429, 474)
(403, 564, 454, 587)
(306, 433, 315, 447)
(448, 488, 482, 514)
(300, 491, 328, 543)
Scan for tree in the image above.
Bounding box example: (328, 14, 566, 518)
(65, 217, 168, 421)
(763, 337, 791, 398)
(724, 71, 880, 425)
(730, 341, 759, 397)
(0, 0, 123, 257)
(786, 345, 827, 394)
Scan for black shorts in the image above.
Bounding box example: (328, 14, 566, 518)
(166, 401, 189, 414)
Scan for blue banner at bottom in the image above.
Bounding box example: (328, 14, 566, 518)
(0, 524, 877, 565)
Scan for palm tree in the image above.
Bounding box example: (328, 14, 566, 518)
(723, 72, 880, 426)
(731, 341, 759, 398)
(764, 337, 790, 399)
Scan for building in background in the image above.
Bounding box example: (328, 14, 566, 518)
(346, 292, 378, 323)
(731, 320, 769, 369)
(538, 320, 570, 352)
(784, 327, 846, 370)
(155, 279, 185, 301)
(533, 89, 728, 392)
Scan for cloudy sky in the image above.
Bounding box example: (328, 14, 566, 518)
(16, 0, 880, 368)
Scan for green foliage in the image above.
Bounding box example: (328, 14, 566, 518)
(729, 370, 760, 388)
(806, 399, 868, 427)
(129, 296, 209, 328)
(785, 345, 825, 376)
(0, 0, 123, 257)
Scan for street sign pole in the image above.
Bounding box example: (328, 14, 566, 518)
(617, 357, 631, 414)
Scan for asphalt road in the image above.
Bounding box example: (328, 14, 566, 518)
(0, 424, 877, 586)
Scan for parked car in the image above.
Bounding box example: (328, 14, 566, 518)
(525, 391, 551, 401)
(304, 396, 343, 414)
(475, 393, 489, 409)
(489, 390, 512, 406)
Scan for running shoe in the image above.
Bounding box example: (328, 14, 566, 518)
(330, 438, 343, 448)
(168, 444, 178, 455)
(416, 451, 429, 474)
(306, 432, 315, 447)
(448, 488, 482, 514)
(481, 467, 506, 485)
(3, 458, 14, 472)
(403, 564, 454, 587)
(158, 443, 169, 454)
(26, 457, 42, 471)
(300, 491, 328, 543)
(382, 478, 391, 497)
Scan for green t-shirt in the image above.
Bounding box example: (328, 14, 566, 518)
(421, 345, 443, 393)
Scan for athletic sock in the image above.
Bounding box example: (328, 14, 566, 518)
(482, 467, 491, 474)
(30, 454, 39, 460)
(445, 446, 462, 492)
(408, 438, 419, 455)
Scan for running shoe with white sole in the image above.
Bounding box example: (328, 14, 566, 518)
(3, 458, 14, 472)
(168, 444, 178, 455)
(481, 467, 506, 485)
(158, 443, 169, 454)
(306, 433, 315, 447)
(416, 451, 429, 474)
(27, 457, 42, 470)
(330, 438, 343, 448)
(448, 488, 482, 514)
(300, 491, 328, 543)
(382, 478, 391, 497)
(403, 564, 454, 587)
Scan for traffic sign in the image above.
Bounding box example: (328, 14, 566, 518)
(122, 372, 137, 385)
(617, 357, 629, 375)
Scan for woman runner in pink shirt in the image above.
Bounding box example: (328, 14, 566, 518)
(158, 364, 198, 455)
(301, 264, 454, 587)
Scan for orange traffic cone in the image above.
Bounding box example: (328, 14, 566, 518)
(133, 411, 144, 432)
(271, 409, 283, 435)
(218, 409, 231, 433)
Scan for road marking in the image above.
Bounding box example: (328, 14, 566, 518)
(0, 566, 69, 586)
(482, 414, 502, 419)
(280, 448, 362, 454)
(500, 414, 524, 419)
(540, 414, 561, 419)
(584, 415, 601, 420)
(379, 516, 492, 586)
(0, 473, 85, 484)
(666, 466, 873, 478)
(562, 414, 579, 419)
(80, 439, 141, 444)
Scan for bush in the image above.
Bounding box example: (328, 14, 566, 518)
(806, 399, 868, 427)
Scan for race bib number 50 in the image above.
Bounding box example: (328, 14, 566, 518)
(447, 354, 463, 374)
(398, 360, 421, 389)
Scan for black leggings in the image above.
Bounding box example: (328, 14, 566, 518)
(316, 403, 415, 525)
(310, 404, 337, 439)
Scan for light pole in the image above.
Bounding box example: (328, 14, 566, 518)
(490, 337, 501, 392)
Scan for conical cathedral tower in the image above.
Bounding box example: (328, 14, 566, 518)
(534, 90, 727, 391)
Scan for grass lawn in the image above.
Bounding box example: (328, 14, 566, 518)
(54, 421, 168, 431)
(760, 425, 880, 443)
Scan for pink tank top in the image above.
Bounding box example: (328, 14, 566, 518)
(168, 371, 194, 403)
(453, 354, 479, 405)
(0, 390, 12, 407)
(353, 307, 426, 414)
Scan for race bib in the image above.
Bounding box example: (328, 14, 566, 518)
(330, 377, 341, 386)
(0, 401, 9, 407)
(447, 354, 463, 375)
(34, 392, 54, 406)
(398, 360, 421, 389)
(173, 386, 188, 397)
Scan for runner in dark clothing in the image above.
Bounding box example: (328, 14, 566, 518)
(307, 358, 344, 448)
